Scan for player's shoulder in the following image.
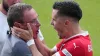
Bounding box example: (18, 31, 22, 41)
(65, 35, 91, 47)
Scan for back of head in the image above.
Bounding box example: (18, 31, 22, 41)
(7, 3, 32, 27)
(53, 1, 82, 22)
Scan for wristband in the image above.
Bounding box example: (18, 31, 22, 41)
(27, 39, 35, 46)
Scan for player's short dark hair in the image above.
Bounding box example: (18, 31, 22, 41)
(53, 1, 82, 21)
(7, 3, 32, 27)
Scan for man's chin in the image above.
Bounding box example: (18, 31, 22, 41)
(58, 34, 62, 39)
(2, 1, 9, 12)
(58, 34, 66, 39)
(59, 37, 62, 39)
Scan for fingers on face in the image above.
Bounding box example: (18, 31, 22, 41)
(13, 27, 24, 37)
(13, 26, 24, 32)
(15, 32, 20, 37)
(27, 23, 33, 35)
(14, 30, 25, 38)
(12, 26, 33, 38)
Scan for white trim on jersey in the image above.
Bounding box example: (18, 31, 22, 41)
(55, 48, 72, 56)
(88, 45, 93, 52)
(52, 46, 57, 52)
(62, 49, 72, 56)
(64, 31, 89, 42)
(55, 52, 60, 56)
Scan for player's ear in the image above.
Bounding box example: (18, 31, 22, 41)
(14, 22, 22, 28)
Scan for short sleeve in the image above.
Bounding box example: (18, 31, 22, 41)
(52, 46, 57, 52)
(55, 48, 72, 56)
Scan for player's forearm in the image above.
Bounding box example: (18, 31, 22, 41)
(29, 44, 43, 56)
(34, 38, 53, 56)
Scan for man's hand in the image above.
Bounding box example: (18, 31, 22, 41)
(12, 23, 34, 42)
(30, 23, 38, 39)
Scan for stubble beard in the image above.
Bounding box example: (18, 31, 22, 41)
(2, 0, 9, 12)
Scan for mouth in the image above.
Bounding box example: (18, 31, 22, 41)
(36, 27, 39, 33)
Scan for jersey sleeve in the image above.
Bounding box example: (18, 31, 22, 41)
(52, 45, 57, 52)
(54, 42, 85, 56)
(52, 40, 65, 52)
(55, 48, 72, 56)
(38, 29, 44, 41)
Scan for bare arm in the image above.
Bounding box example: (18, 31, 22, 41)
(34, 38, 55, 56)
(29, 44, 43, 56)
(28, 40, 45, 56)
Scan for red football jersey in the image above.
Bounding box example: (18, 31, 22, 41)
(53, 31, 93, 56)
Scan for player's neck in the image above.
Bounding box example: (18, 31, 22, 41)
(0, 4, 7, 15)
(70, 25, 83, 37)
(64, 25, 83, 39)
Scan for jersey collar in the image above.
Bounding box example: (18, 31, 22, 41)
(64, 31, 89, 42)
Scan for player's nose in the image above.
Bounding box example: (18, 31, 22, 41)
(51, 20, 54, 26)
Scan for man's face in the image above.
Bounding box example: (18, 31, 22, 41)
(21, 9, 40, 34)
(51, 9, 67, 39)
(2, 0, 22, 11)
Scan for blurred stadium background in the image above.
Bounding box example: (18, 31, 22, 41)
(0, 0, 100, 56)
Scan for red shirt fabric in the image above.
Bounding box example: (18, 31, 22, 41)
(53, 31, 93, 56)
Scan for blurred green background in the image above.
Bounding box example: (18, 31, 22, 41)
(0, 0, 100, 56)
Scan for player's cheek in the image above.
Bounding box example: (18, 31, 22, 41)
(30, 23, 37, 32)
